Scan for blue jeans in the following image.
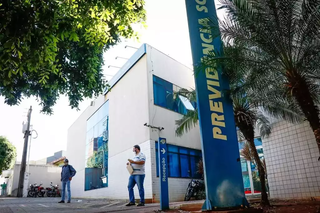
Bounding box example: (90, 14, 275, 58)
(128, 175, 145, 204)
(61, 180, 71, 202)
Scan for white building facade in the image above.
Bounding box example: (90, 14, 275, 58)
(4, 164, 61, 196)
(67, 44, 320, 202)
(67, 44, 201, 202)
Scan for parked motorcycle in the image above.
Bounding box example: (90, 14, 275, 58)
(27, 183, 45, 197)
(184, 179, 205, 201)
(37, 183, 45, 197)
(46, 182, 61, 197)
(27, 183, 37, 197)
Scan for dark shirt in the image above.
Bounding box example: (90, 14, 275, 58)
(61, 165, 76, 182)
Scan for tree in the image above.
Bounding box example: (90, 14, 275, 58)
(239, 142, 252, 162)
(0, 136, 17, 174)
(175, 89, 272, 206)
(0, 0, 146, 113)
(217, 0, 320, 158)
(240, 142, 267, 174)
(232, 94, 271, 206)
(241, 142, 269, 192)
(175, 88, 198, 136)
(193, 37, 307, 205)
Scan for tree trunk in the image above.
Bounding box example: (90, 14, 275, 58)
(314, 128, 320, 159)
(237, 121, 270, 206)
(286, 71, 320, 159)
(247, 138, 270, 206)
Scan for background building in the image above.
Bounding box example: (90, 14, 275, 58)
(47, 150, 67, 164)
(16, 150, 67, 166)
(1, 150, 66, 196)
(51, 156, 66, 167)
(67, 44, 201, 202)
(263, 120, 320, 199)
(67, 43, 320, 202)
(4, 164, 61, 196)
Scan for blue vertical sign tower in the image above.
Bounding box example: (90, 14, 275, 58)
(158, 138, 169, 210)
(185, 0, 246, 210)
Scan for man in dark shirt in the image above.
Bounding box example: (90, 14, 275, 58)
(59, 159, 76, 203)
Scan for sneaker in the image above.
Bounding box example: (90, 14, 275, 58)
(137, 203, 145, 206)
(125, 202, 135, 206)
(58, 201, 65, 203)
(67, 201, 71, 203)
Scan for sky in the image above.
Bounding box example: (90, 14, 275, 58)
(0, 0, 225, 162)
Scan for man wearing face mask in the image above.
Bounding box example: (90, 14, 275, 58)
(126, 145, 146, 207)
(58, 159, 76, 203)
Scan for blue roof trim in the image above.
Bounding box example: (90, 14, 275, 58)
(104, 44, 147, 94)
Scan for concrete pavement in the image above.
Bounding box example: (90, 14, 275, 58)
(0, 197, 152, 213)
(0, 197, 204, 213)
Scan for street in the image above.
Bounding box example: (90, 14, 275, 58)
(0, 197, 165, 213)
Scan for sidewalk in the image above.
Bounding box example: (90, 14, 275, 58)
(0, 197, 204, 213)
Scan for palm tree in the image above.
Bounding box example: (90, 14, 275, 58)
(233, 94, 271, 206)
(240, 141, 267, 173)
(175, 88, 272, 206)
(216, 0, 320, 158)
(240, 142, 252, 162)
(175, 88, 198, 136)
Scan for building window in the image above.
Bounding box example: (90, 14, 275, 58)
(85, 101, 109, 191)
(155, 142, 202, 179)
(153, 75, 194, 115)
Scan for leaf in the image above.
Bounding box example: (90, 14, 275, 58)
(4, 41, 12, 49)
(0, 136, 17, 174)
(0, 0, 146, 113)
(18, 51, 22, 59)
(118, 25, 125, 31)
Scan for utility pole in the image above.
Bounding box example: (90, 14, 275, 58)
(23, 128, 38, 197)
(17, 106, 32, 197)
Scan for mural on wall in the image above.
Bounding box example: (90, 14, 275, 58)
(85, 101, 109, 191)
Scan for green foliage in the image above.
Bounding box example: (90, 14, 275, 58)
(0, 0, 146, 113)
(86, 144, 108, 168)
(87, 153, 99, 168)
(175, 109, 199, 137)
(174, 86, 273, 205)
(175, 88, 277, 139)
(217, 0, 320, 154)
(176, 44, 300, 206)
(202, 44, 306, 124)
(0, 136, 17, 174)
(174, 89, 199, 136)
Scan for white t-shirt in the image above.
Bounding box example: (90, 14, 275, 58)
(131, 152, 146, 175)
